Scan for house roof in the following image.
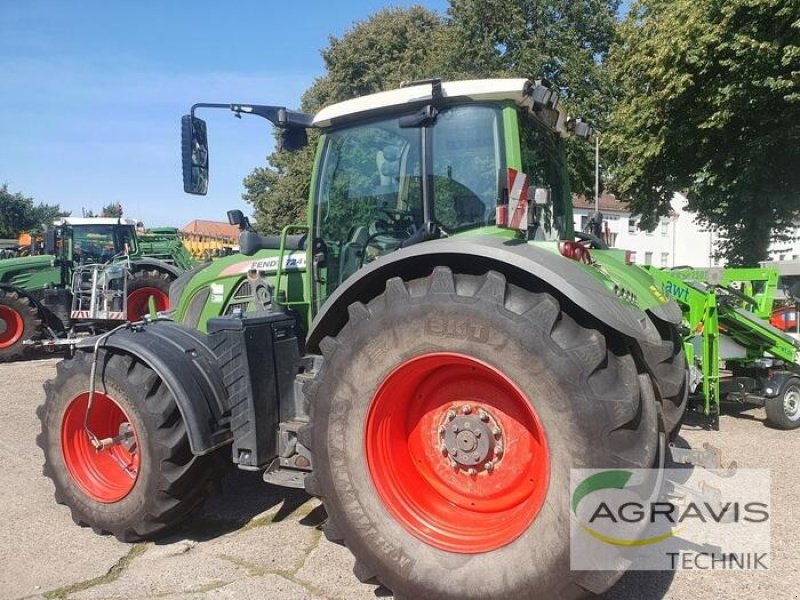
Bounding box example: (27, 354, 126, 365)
(572, 192, 630, 213)
(181, 219, 240, 241)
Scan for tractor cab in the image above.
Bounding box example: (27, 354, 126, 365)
(179, 78, 594, 328)
(48, 218, 139, 266)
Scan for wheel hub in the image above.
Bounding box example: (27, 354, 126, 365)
(785, 388, 800, 419)
(440, 405, 503, 471)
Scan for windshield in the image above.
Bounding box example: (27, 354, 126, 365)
(315, 104, 504, 302)
(71, 225, 135, 263)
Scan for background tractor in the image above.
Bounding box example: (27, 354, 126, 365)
(0, 217, 192, 361)
(39, 79, 688, 599)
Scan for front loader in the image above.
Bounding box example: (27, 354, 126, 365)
(38, 79, 688, 599)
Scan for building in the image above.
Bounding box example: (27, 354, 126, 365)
(572, 192, 719, 268)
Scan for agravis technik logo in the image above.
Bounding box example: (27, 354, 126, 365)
(570, 468, 771, 570)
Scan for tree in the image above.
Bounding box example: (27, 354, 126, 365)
(244, 6, 451, 233)
(607, 0, 800, 264)
(0, 184, 68, 238)
(101, 202, 124, 217)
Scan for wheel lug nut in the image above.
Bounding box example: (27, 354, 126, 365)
(479, 410, 490, 422)
(474, 430, 481, 438)
(492, 427, 501, 439)
(447, 410, 456, 421)
(440, 444, 448, 456)
(462, 404, 472, 414)
(438, 425, 446, 436)
(449, 447, 458, 456)
(467, 468, 477, 476)
(451, 424, 460, 433)
(495, 443, 504, 457)
(484, 461, 494, 472)
(472, 452, 481, 461)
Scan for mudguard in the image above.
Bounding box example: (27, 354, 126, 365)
(74, 322, 231, 455)
(308, 237, 675, 351)
(129, 258, 183, 279)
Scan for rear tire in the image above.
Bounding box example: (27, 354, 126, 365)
(127, 270, 172, 321)
(765, 377, 800, 430)
(0, 289, 42, 362)
(37, 350, 220, 541)
(305, 268, 660, 600)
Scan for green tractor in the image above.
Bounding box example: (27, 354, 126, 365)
(0, 217, 191, 361)
(39, 79, 688, 599)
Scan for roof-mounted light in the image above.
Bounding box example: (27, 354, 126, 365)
(566, 117, 594, 140)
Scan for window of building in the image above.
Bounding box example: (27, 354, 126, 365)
(645, 251, 653, 266)
(628, 219, 637, 234)
(661, 220, 669, 236)
(661, 252, 669, 267)
(629, 251, 637, 263)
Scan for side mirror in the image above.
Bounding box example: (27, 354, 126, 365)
(227, 209, 249, 230)
(181, 115, 209, 195)
(280, 126, 308, 152)
(44, 228, 57, 255)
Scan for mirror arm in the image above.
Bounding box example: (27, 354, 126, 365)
(190, 103, 314, 129)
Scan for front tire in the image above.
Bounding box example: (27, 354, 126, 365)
(765, 377, 800, 430)
(0, 289, 42, 362)
(37, 350, 220, 541)
(305, 268, 660, 599)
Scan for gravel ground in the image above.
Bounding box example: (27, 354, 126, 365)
(1, 357, 797, 600)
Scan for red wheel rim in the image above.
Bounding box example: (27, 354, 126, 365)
(61, 391, 140, 503)
(0, 305, 24, 349)
(365, 353, 549, 553)
(127, 287, 169, 321)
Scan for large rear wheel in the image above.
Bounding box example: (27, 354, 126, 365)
(0, 289, 42, 362)
(305, 268, 660, 599)
(127, 270, 172, 321)
(37, 350, 220, 540)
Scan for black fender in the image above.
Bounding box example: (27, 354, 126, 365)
(74, 321, 231, 455)
(308, 237, 675, 351)
(129, 258, 183, 279)
(762, 370, 799, 398)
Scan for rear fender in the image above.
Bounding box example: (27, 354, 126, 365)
(129, 258, 182, 279)
(74, 322, 231, 455)
(308, 237, 672, 350)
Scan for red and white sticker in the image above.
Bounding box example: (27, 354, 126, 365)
(507, 168, 529, 230)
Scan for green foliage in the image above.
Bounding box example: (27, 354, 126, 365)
(608, 0, 800, 264)
(101, 202, 124, 217)
(0, 184, 68, 238)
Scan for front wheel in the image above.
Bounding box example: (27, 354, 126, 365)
(37, 350, 220, 540)
(765, 377, 800, 430)
(0, 289, 42, 362)
(305, 268, 660, 599)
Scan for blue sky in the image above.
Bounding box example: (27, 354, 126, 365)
(0, 1, 448, 227)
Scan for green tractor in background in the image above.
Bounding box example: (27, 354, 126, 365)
(39, 79, 689, 599)
(0, 217, 195, 361)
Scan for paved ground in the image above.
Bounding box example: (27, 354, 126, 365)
(1, 357, 798, 600)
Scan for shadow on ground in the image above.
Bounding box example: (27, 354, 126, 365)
(160, 467, 321, 544)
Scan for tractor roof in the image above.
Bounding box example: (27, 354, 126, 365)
(56, 217, 139, 227)
(312, 78, 569, 134)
